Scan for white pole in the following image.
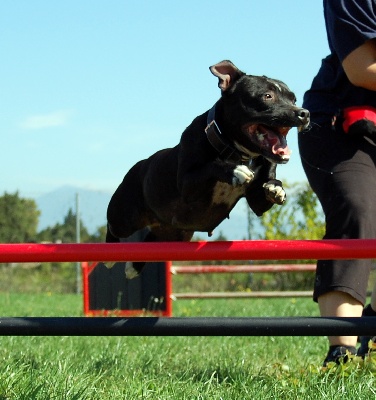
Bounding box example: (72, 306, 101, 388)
(75, 193, 81, 294)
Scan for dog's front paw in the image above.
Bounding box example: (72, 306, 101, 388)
(263, 180, 286, 204)
(232, 165, 254, 186)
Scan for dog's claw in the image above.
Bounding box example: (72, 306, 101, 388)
(232, 165, 254, 186)
(263, 180, 286, 204)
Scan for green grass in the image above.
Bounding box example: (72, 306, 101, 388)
(0, 294, 376, 399)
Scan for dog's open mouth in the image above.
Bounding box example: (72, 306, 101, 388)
(244, 124, 292, 163)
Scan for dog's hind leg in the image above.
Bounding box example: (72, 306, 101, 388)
(125, 227, 194, 279)
(105, 197, 152, 269)
(123, 227, 153, 279)
(103, 226, 121, 269)
(104, 227, 150, 270)
(106, 161, 151, 241)
(105, 162, 155, 269)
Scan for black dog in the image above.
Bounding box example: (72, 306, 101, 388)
(106, 60, 310, 278)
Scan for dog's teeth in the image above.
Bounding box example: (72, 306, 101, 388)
(280, 127, 291, 136)
(281, 152, 291, 160)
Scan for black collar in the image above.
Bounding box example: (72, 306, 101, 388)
(205, 103, 249, 164)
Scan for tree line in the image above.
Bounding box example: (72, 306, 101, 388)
(0, 192, 106, 244)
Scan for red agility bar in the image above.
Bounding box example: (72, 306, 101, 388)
(0, 239, 376, 263)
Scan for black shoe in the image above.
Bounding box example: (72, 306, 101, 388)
(323, 345, 357, 367)
(358, 336, 376, 358)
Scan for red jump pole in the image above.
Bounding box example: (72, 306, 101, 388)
(0, 239, 376, 263)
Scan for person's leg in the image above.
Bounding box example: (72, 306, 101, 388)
(314, 136, 376, 347)
(318, 291, 362, 347)
(299, 125, 376, 362)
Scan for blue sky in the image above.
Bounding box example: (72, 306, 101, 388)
(0, 1, 329, 199)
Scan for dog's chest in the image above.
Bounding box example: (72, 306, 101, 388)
(211, 182, 244, 208)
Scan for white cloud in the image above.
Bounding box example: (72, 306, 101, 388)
(20, 110, 73, 130)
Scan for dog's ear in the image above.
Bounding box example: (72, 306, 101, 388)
(209, 60, 245, 91)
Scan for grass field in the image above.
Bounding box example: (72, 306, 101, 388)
(1, 293, 376, 399)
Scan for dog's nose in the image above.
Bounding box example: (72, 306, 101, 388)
(295, 108, 310, 122)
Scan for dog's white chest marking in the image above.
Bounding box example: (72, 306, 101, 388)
(211, 182, 244, 206)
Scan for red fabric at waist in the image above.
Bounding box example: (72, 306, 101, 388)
(343, 106, 376, 133)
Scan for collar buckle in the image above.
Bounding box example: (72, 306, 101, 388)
(205, 104, 248, 164)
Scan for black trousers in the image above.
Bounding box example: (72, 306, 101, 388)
(298, 122, 376, 304)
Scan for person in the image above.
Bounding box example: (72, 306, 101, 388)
(298, 0, 376, 366)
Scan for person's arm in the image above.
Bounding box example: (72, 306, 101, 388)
(342, 38, 376, 91)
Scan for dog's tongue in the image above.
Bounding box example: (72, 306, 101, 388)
(270, 131, 291, 158)
(252, 125, 292, 160)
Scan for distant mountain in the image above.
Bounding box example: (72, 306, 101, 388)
(35, 186, 111, 234)
(35, 186, 250, 239)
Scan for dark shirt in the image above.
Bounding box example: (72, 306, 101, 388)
(303, 0, 376, 124)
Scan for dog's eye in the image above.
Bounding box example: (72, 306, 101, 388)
(263, 93, 274, 101)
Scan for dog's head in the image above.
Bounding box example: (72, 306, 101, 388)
(210, 60, 310, 164)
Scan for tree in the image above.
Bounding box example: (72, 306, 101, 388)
(295, 184, 325, 239)
(37, 208, 91, 243)
(88, 225, 107, 242)
(0, 191, 40, 243)
(252, 182, 325, 240)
